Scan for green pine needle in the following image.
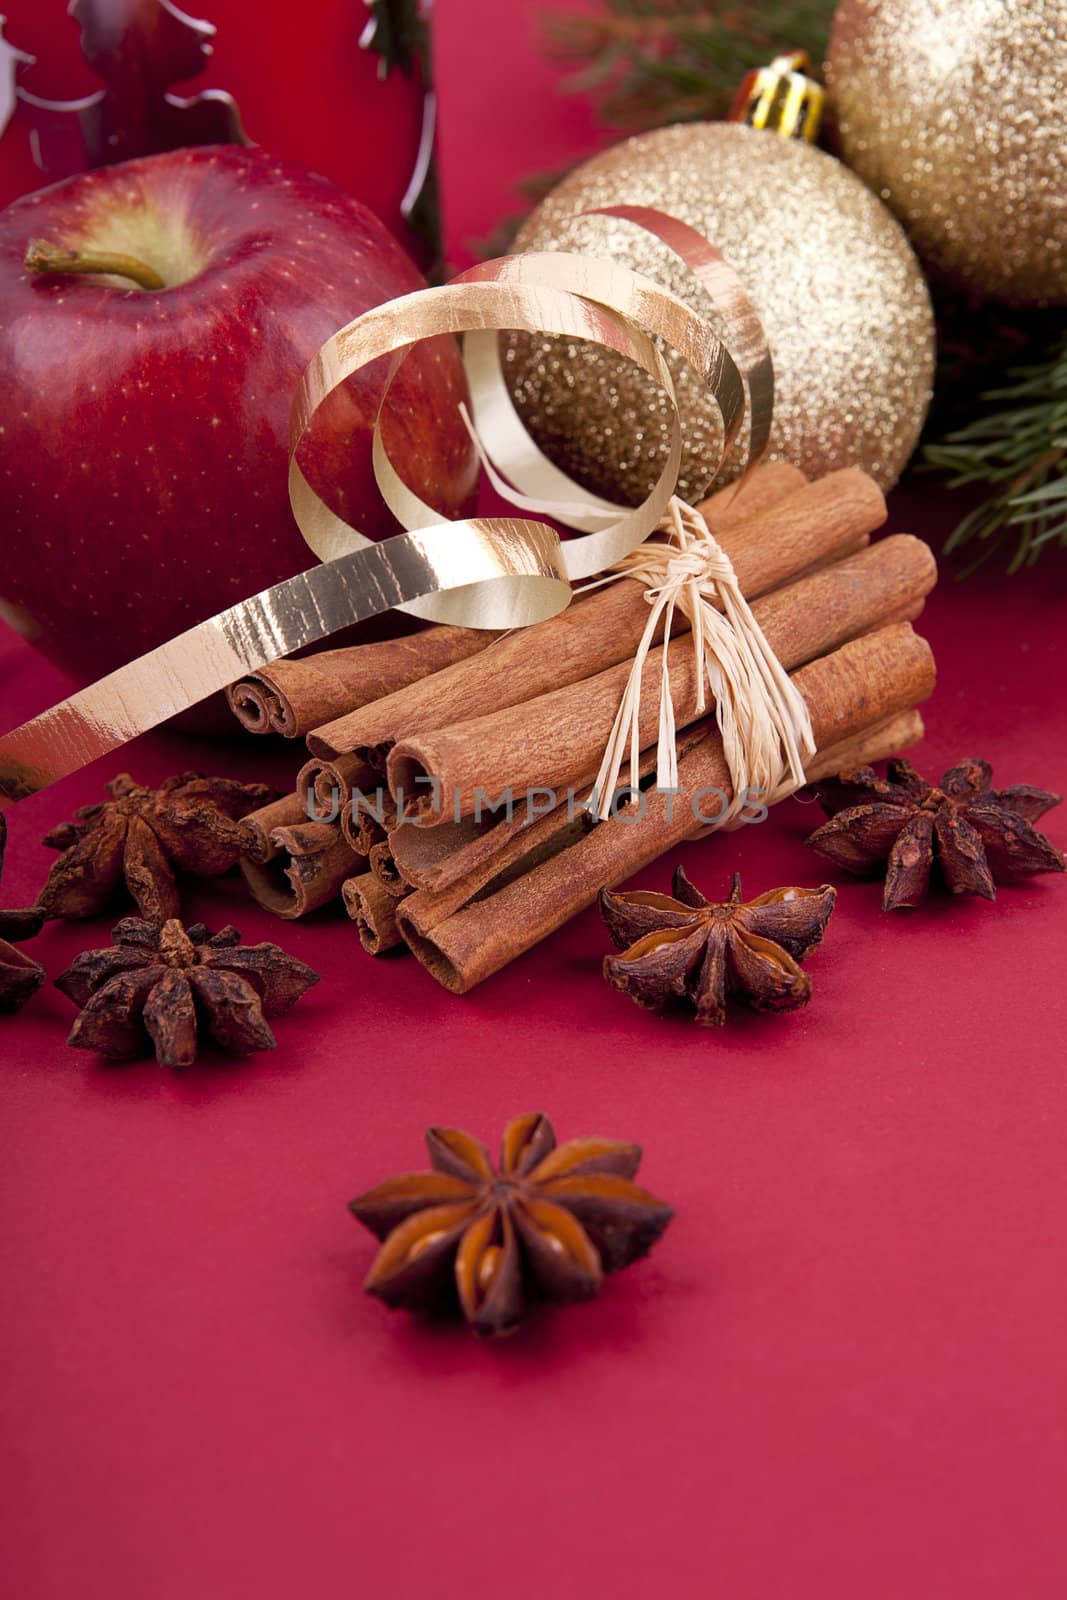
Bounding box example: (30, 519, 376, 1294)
(543, 0, 837, 128)
(924, 334, 1067, 573)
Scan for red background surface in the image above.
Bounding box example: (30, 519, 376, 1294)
(3, 4, 1067, 1596)
(0, 0, 428, 258)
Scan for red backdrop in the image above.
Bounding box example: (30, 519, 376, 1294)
(2, 3, 1067, 1596)
(0, 0, 428, 257)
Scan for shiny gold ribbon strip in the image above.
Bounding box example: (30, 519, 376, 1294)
(594, 206, 774, 470)
(290, 274, 683, 618)
(0, 519, 569, 803)
(289, 246, 747, 601)
(0, 209, 764, 805)
(458, 208, 772, 525)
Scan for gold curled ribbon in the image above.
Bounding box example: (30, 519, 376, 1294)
(289, 243, 749, 603)
(290, 273, 685, 619)
(0, 519, 569, 803)
(458, 207, 773, 529)
(0, 209, 763, 805)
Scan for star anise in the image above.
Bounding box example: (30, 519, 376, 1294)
(56, 917, 319, 1066)
(805, 757, 1065, 909)
(0, 812, 46, 1013)
(600, 866, 836, 1027)
(350, 1113, 674, 1338)
(37, 771, 273, 923)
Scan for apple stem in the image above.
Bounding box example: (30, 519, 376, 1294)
(24, 238, 165, 292)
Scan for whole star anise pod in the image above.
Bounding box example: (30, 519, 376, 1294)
(805, 757, 1065, 910)
(350, 1113, 674, 1338)
(0, 813, 46, 1013)
(56, 917, 319, 1066)
(37, 771, 273, 923)
(600, 866, 836, 1027)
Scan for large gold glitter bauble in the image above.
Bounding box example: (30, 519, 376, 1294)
(506, 123, 935, 504)
(827, 0, 1067, 306)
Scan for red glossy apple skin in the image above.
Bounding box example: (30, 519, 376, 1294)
(0, 145, 477, 685)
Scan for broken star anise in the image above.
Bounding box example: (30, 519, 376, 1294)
(37, 771, 273, 923)
(600, 866, 836, 1027)
(0, 813, 47, 1013)
(350, 1113, 674, 1338)
(805, 757, 1065, 910)
(56, 917, 319, 1067)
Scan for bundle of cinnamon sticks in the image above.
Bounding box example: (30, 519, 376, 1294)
(231, 461, 937, 990)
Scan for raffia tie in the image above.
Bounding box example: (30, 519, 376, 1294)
(588, 495, 816, 824)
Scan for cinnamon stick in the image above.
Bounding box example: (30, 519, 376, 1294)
(227, 463, 805, 738)
(240, 820, 361, 918)
(306, 467, 883, 764)
(340, 786, 395, 855)
(397, 623, 936, 991)
(227, 625, 500, 737)
(388, 811, 489, 893)
(389, 534, 936, 822)
(296, 753, 377, 822)
(397, 706, 926, 941)
(390, 717, 716, 900)
(342, 872, 406, 954)
(696, 459, 804, 525)
(239, 791, 310, 865)
(227, 677, 275, 736)
(804, 707, 925, 777)
(368, 840, 410, 898)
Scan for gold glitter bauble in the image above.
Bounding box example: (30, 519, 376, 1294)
(506, 123, 935, 504)
(827, 0, 1067, 306)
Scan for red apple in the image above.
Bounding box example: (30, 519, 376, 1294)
(0, 144, 476, 687)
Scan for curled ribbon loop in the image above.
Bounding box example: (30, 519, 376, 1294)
(459, 206, 773, 529)
(0, 208, 772, 804)
(0, 519, 570, 803)
(290, 237, 749, 604)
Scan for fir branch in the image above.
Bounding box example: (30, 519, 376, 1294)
(544, 0, 837, 129)
(924, 333, 1067, 572)
(471, 2, 835, 249)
